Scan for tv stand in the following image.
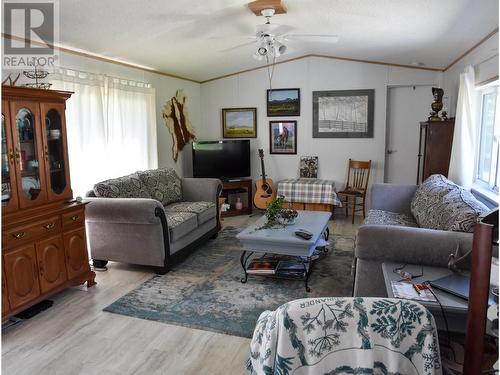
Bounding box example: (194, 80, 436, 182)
(221, 178, 253, 217)
(221, 177, 247, 183)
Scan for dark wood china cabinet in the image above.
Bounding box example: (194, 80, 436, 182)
(1, 86, 95, 321)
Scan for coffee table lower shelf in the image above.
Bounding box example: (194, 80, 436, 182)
(239, 243, 329, 293)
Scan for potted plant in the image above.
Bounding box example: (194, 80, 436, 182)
(261, 195, 298, 228)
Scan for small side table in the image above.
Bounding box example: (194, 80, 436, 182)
(382, 262, 468, 333)
(221, 179, 253, 218)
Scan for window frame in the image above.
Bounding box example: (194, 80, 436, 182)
(473, 82, 499, 197)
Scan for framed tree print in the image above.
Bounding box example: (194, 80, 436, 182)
(222, 108, 257, 138)
(269, 120, 297, 154)
(312, 89, 374, 138)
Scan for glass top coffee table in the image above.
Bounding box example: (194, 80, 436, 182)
(236, 211, 331, 292)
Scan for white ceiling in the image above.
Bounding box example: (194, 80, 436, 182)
(56, 0, 498, 81)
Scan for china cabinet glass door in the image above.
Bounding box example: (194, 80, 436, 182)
(1, 101, 19, 213)
(11, 101, 47, 208)
(41, 103, 72, 201)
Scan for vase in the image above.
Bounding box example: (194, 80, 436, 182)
(235, 197, 243, 210)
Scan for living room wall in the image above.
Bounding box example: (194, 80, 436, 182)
(1, 37, 201, 179)
(199, 56, 441, 193)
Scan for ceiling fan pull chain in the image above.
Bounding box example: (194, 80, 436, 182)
(266, 55, 276, 90)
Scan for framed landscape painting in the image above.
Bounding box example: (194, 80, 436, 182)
(222, 108, 257, 138)
(267, 88, 300, 116)
(312, 89, 374, 138)
(269, 121, 297, 154)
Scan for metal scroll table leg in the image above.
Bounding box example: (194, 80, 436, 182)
(240, 250, 253, 283)
(301, 257, 311, 292)
(323, 227, 330, 241)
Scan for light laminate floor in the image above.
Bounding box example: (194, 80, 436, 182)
(2, 213, 360, 375)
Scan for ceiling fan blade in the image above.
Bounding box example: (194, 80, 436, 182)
(209, 35, 256, 40)
(283, 34, 339, 42)
(256, 23, 294, 36)
(218, 40, 257, 52)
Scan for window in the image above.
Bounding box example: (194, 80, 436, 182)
(475, 83, 499, 194)
(50, 69, 158, 197)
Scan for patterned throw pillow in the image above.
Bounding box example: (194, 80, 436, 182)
(411, 174, 488, 232)
(93, 172, 151, 199)
(411, 174, 458, 230)
(138, 168, 182, 206)
(439, 188, 488, 232)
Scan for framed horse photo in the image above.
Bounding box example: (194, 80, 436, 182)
(269, 120, 297, 155)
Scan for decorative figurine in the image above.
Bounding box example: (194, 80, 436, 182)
(429, 87, 444, 121)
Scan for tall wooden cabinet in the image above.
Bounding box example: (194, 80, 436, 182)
(416, 119, 455, 184)
(1, 86, 95, 322)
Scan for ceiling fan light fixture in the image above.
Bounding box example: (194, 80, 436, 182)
(274, 41, 286, 56)
(253, 52, 264, 61)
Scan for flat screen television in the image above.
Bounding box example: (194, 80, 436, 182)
(192, 140, 251, 179)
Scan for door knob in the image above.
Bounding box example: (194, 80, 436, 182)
(386, 149, 397, 154)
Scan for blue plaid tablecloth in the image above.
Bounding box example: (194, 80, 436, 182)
(276, 178, 341, 206)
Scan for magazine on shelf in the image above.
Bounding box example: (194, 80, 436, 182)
(276, 260, 309, 277)
(247, 259, 279, 275)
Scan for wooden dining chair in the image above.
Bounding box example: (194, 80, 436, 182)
(337, 159, 372, 224)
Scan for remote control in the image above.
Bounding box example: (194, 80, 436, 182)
(295, 229, 313, 240)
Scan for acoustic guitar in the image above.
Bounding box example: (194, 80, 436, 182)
(254, 149, 276, 209)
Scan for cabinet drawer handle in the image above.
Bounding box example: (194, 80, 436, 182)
(12, 232, 25, 239)
(44, 145, 49, 161)
(8, 149, 15, 163)
(71, 215, 79, 221)
(39, 262, 44, 276)
(43, 222, 55, 230)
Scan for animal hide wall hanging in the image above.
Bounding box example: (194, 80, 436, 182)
(162, 89, 196, 161)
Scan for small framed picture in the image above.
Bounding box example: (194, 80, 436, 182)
(267, 88, 300, 116)
(300, 156, 318, 178)
(269, 120, 297, 155)
(222, 108, 257, 138)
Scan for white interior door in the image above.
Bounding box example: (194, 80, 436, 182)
(385, 86, 434, 184)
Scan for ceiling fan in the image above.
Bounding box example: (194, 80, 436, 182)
(220, 8, 339, 61)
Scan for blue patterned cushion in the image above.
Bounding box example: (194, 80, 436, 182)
(93, 172, 151, 199)
(364, 209, 418, 227)
(411, 174, 488, 232)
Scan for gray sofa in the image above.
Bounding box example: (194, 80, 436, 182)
(354, 174, 490, 297)
(85, 168, 222, 274)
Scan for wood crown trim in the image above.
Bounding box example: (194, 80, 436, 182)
(444, 28, 499, 72)
(200, 54, 443, 84)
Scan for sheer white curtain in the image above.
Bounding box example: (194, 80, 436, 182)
(51, 69, 157, 197)
(448, 65, 476, 189)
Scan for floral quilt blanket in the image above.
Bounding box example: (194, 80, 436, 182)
(246, 297, 442, 375)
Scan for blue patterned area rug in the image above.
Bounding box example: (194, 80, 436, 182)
(103, 226, 355, 338)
